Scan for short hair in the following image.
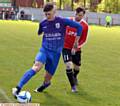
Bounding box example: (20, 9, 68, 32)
(43, 3, 54, 12)
(76, 7, 85, 14)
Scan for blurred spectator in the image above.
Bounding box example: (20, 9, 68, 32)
(0, 11, 2, 19)
(5, 11, 9, 20)
(10, 11, 15, 20)
(20, 10, 25, 20)
(105, 15, 112, 27)
(31, 14, 34, 21)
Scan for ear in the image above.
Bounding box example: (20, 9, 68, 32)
(53, 9, 56, 15)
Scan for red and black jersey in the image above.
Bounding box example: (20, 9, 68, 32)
(64, 18, 89, 51)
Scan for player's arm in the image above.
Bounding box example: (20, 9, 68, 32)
(64, 18, 82, 37)
(64, 18, 83, 48)
(38, 23, 43, 35)
(71, 36, 80, 55)
(78, 26, 88, 48)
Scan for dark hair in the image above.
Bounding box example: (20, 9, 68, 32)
(76, 7, 85, 14)
(43, 3, 54, 12)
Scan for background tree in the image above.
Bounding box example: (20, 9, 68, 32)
(98, 0, 120, 13)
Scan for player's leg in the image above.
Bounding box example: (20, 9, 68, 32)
(12, 61, 44, 97)
(12, 48, 46, 96)
(73, 64, 80, 85)
(72, 50, 81, 85)
(35, 51, 61, 92)
(34, 71, 52, 92)
(66, 61, 77, 92)
(108, 22, 111, 27)
(62, 48, 77, 92)
(106, 22, 109, 27)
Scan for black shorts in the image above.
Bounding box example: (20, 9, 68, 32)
(107, 22, 110, 25)
(62, 48, 81, 66)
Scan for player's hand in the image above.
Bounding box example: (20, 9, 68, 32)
(71, 48, 76, 55)
(73, 42, 78, 49)
(73, 36, 79, 49)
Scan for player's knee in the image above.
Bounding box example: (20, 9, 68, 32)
(32, 61, 43, 72)
(74, 65, 80, 70)
(65, 62, 73, 70)
(32, 65, 40, 72)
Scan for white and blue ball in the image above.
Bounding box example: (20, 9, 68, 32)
(17, 91, 31, 103)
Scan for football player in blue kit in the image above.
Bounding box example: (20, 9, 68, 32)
(12, 2, 82, 96)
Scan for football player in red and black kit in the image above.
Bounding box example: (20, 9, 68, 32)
(62, 7, 89, 92)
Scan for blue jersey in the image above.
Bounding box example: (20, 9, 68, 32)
(38, 16, 82, 53)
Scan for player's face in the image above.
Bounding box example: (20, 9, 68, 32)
(75, 11, 84, 22)
(44, 9, 55, 21)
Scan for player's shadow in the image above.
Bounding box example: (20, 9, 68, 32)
(43, 91, 71, 106)
(73, 86, 102, 104)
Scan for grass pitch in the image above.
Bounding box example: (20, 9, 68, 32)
(0, 20, 120, 106)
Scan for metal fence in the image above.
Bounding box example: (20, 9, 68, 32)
(18, 7, 120, 25)
(1, 7, 120, 26)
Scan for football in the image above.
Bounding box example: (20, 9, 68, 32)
(17, 91, 31, 103)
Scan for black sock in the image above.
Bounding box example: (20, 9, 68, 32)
(16, 86, 21, 94)
(66, 69, 75, 87)
(73, 69, 79, 79)
(37, 82, 51, 92)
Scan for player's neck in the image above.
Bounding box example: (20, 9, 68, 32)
(47, 16, 56, 21)
(75, 19, 81, 22)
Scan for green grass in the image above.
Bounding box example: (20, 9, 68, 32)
(0, 20, 120, 106)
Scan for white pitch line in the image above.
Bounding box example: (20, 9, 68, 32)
(0, 89, 13, 102)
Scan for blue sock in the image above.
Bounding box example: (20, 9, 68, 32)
(18, 69, 36, 89)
